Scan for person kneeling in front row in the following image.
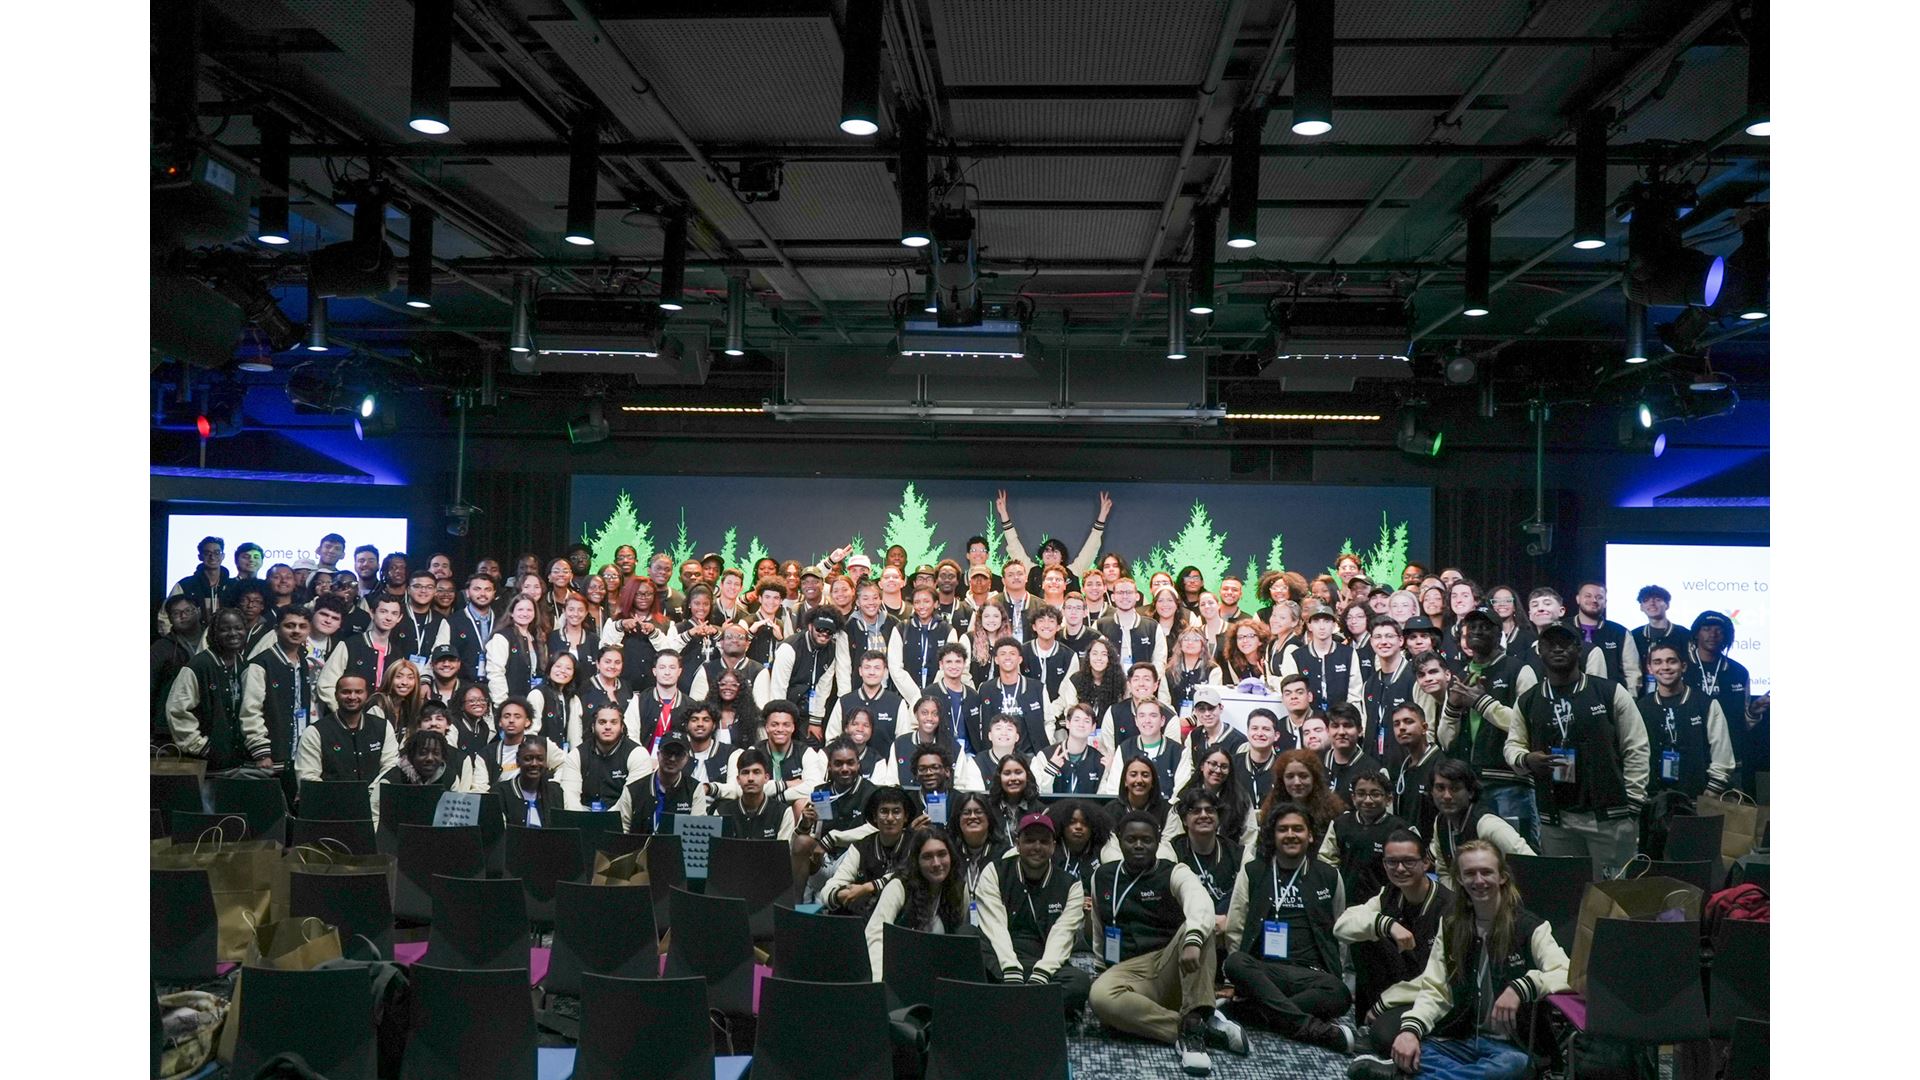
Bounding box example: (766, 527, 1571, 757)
(974, 811, 1091, 1016)
(1088, 811, 1247, 1077)
(1348, 840, 1567, 1080)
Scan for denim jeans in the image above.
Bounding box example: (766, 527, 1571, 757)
(1416, 1034, 1533, 1080)
(1484, 784, 1540, 851)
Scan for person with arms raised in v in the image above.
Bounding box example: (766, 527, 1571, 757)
(995, 488, 1113, 595)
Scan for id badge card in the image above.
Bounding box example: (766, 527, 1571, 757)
(811, 790, 833, 824)
(529, 676, 544, 690)
(1660, 749, 1680, 782)
(1180, 698, 1194, 719)
(590, 799, 605, 813)
(1549, 746, 1577, 784)
(1104, 925, 1122, 964)
(1262, 919, 1289, 960)
(409, 654, 431, 670)
(969, 900, 979, 926)
(808, 688, 819, 715)
(925, 791, 947, 825)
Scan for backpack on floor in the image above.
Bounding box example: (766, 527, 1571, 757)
(1704, 882, 1769, 937)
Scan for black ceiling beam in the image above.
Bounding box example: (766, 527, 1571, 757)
(944, 87, 1509, 110)
(419, 256, 1624, 276)
(1229, 32, 1748, 49)
(231, 139, 1763, 163)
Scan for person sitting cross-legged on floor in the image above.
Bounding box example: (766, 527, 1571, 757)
(1221, 800, 1359, 1056)
(1347, 840, 1568, 1080)
(1087, 810, 1247, 1077)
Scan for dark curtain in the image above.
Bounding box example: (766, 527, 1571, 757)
(436, 470, 573, 571)
(1432, 486, 1581, 594)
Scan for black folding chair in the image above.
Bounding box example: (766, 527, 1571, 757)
(1645, 859, 1716, 898)
(573, 975, 711, 1080)
(1710, 919, 1769, 1037)
(287, 817, 379, 856)
(661, 887, 756, 1019)
(289, 862, 396, 960)
(552, 809, 621, 835)
(230, 965, 377, 1079)
(425, 874, 531, 970)
(1564, 918, 1710, 1075)
(706, 836, 796, 941)
(394, 824, 483, 925)
(151, 868, 219, 984)
(170, 811, 250, 846)
(401, 964, 537, 1080)
(503, 825, 585, 930)
(927, 977, 1069, 1080)
(1506, 854, 1593, 951)
(1726, 1017, 1768, 1080)
(645, 834, 687, 935)
(545, 882, 658, 996)
(754, 978, 891, 1080)
(1664, 813, 1727, 887)
(882, 923, 987, 1012)
(299, 778, 375, 822)
(211, 774, 290, 844)
(772, 904, 870, 983)
(150, 807, 166, 840)
(377, 784, 447, 853)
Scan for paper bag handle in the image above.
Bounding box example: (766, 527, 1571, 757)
(153, 744, 184, 760)
(1663, 889, 1694, 910)
(1717, 789, 1755, 806)
(1612, 853, 1652, 880)
(192, 815, 250, 853)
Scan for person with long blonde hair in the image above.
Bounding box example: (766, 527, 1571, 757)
(373, 658, 428, 738)
(1349, 841, 1567, 1080)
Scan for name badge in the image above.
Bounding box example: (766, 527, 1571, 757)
(1104, 925, 1122, 964)
(811, 790, 833, 822)
(590, 799, 605, 813)
(808, 689, 818, 713)
(1660, 749, 1680, 782)
(1263, 919, 1289, 960)
(969, 899, 978, 926)
(1549, 746, 1578, 784)
(409, 654, 431, 669)
(529, 676, 544, 690)
(925, 791, 947, 825)
(1180, 698, 1194, 719)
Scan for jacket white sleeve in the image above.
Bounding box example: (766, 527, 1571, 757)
(1222, 862, 1252, 951)
(1317, 823, 1341, 867)
(972, 861, 1024, 977)
(1332, 890, 1388, 943)
(1168, 864, 1219, 951)
(999, 522, 1033, 567)
(1619, 633, 1642, 692)
(485, 637, 511, 704)
(1610, 682, 1650, 809)
(955, 756, 987, 793)
(1703, 700, 1737, 796)
(315, 644, 350, 712)
(1067, 522, 1105, 579)
(1475, 812, 1535, 857)
(236, 665, 273, 760)
(886, 631, 921, 702)
(1037, 877, 1086, 977)
(295, 725, 324, 782)
(560, 748, 587, 810)
(866, 878, 907, 980)
(820, 847, 870, 911)
(165, 668, 208, 756)
(1095, 750, 1123, 795)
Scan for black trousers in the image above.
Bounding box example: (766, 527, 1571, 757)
(1222, 951, 1351, 1037)
(979, 936, 1092, 1014)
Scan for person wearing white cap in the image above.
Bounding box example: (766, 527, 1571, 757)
(1186, 685, 1245, 757)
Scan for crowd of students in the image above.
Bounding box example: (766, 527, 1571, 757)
(152, 494, 1769, 1078)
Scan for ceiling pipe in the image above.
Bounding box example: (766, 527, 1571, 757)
(555, 0, 853, 343)
(426, 255, 1624, 275)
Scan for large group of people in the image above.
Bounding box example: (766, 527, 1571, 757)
(153, 491, 1769, 1078)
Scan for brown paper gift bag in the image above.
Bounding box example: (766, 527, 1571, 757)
(152, 744, 208, 779)
(272, 841, 398, 914)
(591, 848, 651, 887)
(153, 833, 281, 961)
(217, 915, 345, 1062)
(1695, 790, 1768, 867)
(1566, 875, 1703, 994)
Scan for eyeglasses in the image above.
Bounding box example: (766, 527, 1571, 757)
(1383, 857, 1425, 869)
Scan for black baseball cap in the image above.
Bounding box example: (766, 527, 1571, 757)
(429, 644, 460, 662)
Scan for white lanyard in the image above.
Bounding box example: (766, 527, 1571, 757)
(1110, 864, 1146, 923)
(1542, 680, 1573, 742)
(1270, 861, 1305, 915)
(1699, 656, 1725, 696)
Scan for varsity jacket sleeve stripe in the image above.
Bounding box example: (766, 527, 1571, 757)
(972, 861, 1024, 977)
(167, 668, 210, 753)
(1609, 682, 1650, 810)
(1068, 521, 1104, 578)
(316, 644, 349, 712)
(1168, 864, 1217, 950)
(999, 521, 1032, 567)
(1475, 811, 1536, 857)
(1512, 920, 1571, 1003)
(1704, 700, 1737, 795)
(238, 666, 272, 760)
(820, 846, 868, 912)
(1038, 878, 1085, 976)
(1501, 700, 1533, 772)
(1398, 919, 1457, 1037)
(1222, 862, 1252, 952)
(1332, 890, 1385, 943)
(866, 878, 905, 981)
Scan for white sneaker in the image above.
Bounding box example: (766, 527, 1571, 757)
(1177, 1034, 1213, 1076)
(1206, 1010, 1251, 1056)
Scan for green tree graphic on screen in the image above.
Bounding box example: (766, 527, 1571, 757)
(670, 509, 697, 567)
(1327, 512, 1410, 588)
(882, 483, 947, 572)
(580, 491, 655, 572)
(982, 504, 1005, 566)
(718, 528, 739, 575)
(744, 535, 771, 577)
(1142, 501, 1233, 588)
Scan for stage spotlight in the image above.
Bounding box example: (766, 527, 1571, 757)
(1443, 347, 1477, 385)
(1166, 275, 1189, 360)
(1714, 213, 1768, 320)
(509, 274, 534, 353)
(1744, 0, 1769, 135)
(406, 204, 434, 308)
(1572, 110, 1610, 249)
(923, 276, 939, 314)
(1463, 204, 1493, 317)
(898, 116, 930, 247)
(305, 292, 329, 351)
(408, 0, 453, 135)
(1227, 111, 1262, 248)
(1397, 410, 1443, 457)
(724, 272, 748, 357)
(1290, 0, 1334, 135)
(1624, 299, 1649, 364)
(658, 214, 686, 311)
(1623, 181, 1721, 307)
(359, 393, 377, 419)
(255, 111, 291, 245)
(355, 400, 398, 440)
(568, 399, 610, 445)
(1637, 401, 1653, 429)
(1189, 204, 1217, 314)
(564, 113, 599, 246)
(1618, 411, 1666, 456)
(839, 0, 882, 136)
